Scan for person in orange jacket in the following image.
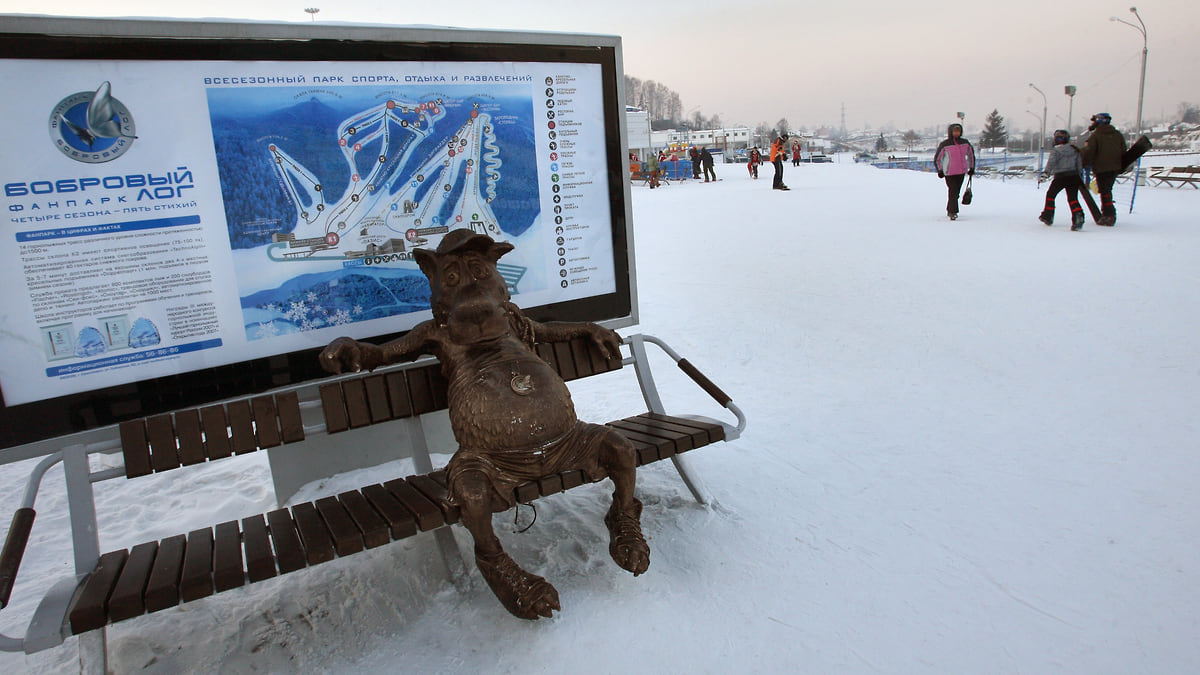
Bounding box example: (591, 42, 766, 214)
(770, 133, 790, 190)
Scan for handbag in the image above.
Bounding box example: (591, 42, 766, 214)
(961, 174, 973, 205)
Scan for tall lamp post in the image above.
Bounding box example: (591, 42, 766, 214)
(1027, 110, 1044, 185)
(1064, 85, 1077, 133)
(1111, 7, 1147, 213)
(1029, 83, 1047, 175)
(304, 7, 320, 21)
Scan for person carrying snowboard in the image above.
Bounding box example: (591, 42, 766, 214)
(1080, 112, 1126, 226)
(1038, 129, 1087, 231)
(934, 122, 975, 220)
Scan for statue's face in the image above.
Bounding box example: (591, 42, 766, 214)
(418, 244, 512, 345)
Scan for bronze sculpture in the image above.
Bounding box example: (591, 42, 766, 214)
(319, 229, 648, 619)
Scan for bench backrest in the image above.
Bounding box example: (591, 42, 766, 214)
(116, 337, 621, 479)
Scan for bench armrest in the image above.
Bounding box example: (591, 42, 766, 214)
(624, 333, 747, 440)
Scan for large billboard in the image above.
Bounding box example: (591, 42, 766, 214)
(0, 16, 635, 450)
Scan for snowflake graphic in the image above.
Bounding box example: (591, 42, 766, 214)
(255, 321, 279, 339)
(329, 309, 353, 326)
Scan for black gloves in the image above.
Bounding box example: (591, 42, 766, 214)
(937, 171, 945, 178)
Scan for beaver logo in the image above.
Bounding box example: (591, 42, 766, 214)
(48, 81, 137, 163)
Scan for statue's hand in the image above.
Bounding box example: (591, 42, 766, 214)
(587, 324, 623, 361)
(319, 337, 382, 374)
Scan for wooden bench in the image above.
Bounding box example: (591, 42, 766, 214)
(0, 333, 743, 663)
(1154, 166, 1200, 189)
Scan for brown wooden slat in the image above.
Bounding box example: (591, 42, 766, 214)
(552, 341, 578, 381)
(342, 378, 372, 429)
(406, 367, 438, 414)
(200, 404, 232, 460)
(320, 382, 350, 433)
(180, 527, 214, 602)
(241, 514, 277, 583)
(316, 496, 365, 557)
(291, 502, 336, 566)
(633, 414, 714, 446)
(608, 421, 683, 456)
(119, 419, 153, 478)
(213, 520, 245, 592)
(337, 490, 390, 549)
(514, 482, 540, 504)
(275, 391, 306, 444)
(108, 541, 156, 623)
(588, 337, 622, 374)
(361, 484, 418, 540)
(266, 508, 307, 574)
(226, 400, 256, 455)
(145, 534, 186, 613)
(364, 375, 393, 423)
(68, 549, 128, 634)
(428, 370, 449, 409)
(385, 372, 415, 419)
(535, 342, 558, 371)
(537, 473, 564, 497)
(146, 414, 180, 473)
(406, 474, 460, 524)
(383, 478, 444, 531)
(613, 417, 701, 451)
(643, 412, 725, 444)
(175, 409, 206, 466)
(251, 396, 282, 449)
(560, 469, 586, 491)
(568, 337, 596, 378)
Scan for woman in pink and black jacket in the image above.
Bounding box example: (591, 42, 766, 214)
(933, 123, 976, 220)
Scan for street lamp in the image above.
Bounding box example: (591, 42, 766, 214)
(1064, 85, 1077, 133)
(1029, 83, 1047, 173)
(1027, 110, 1043, 160)
(304, 7, 320, 21)
(1110, 7, 1147, 135)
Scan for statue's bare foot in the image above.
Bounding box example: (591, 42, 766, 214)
(475, 550, 561, 619)
(605, 497, 650, 575)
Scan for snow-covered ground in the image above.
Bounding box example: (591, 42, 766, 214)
(3, 159, 1198, 673)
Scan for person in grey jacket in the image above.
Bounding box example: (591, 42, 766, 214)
(1038, 129, 1086, 230)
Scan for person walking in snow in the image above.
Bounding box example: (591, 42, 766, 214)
(689, 146, 702, 179)
(1038, 130, 1087, 230)
(645, 152, 660, 188)
(1080, 112, 1126, 226)
(700, 146, 716, 182)
(747, 146, 761, 179)
(933, 122, 975, 220)
(770, 133, 790, 190)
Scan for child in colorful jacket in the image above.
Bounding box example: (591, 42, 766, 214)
(1038, 130, 1086, 230)
(933, 123, 975, 220)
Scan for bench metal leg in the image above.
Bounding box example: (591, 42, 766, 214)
(400, 416, 467, 585)
(77, 628, 107, 675)
(669, 454, 709, 506)
(63, 445, 110, 671)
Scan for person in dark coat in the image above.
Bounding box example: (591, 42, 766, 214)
(689, 146, 701, 179)
(933, 123, 975, 220)
(1080, 112, 1126, 226)
(699, 146, 716, 182)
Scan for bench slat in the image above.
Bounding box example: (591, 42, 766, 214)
(383, 478, 444, 531)
(406, 367, 439, 415)
(535, 342, 558, 372)
(266, 508, 307, 574)
(337, 490, 390, 549)
(180, 527, 214, 602)
(69, 549, 128, 634)
(213, 520, 245, 592)
(537, 473, 564, 497)
(361, 484, 419, 540)
(609, 426, 673, 464)
(406, 474, 460, 524)
(292, 502, 336, 566)
(609, 419, 691, 453)
(316, 496, 365, 557)
(618, 416, 706, 449)
(241, 514, 278, 583)
(320, 382, 350, 433)
(553, 341, 578, 381)
(385, 372, 415, 418)
(642, 412, 725, 444)
(560, 469, 587, 490)
(119, 420, 153, 478)
(175, 409, 207, 466)
(568, 337, 595, 378)
(226, 400, 257, 455)
(251, 396, 282, 449)
(147, 414, 180, 472)
(107, 540, 157, 622)
(343, 379, 372, 429)
(201, 404, 232, 460)
(145, 533, 186, 613)
(364, 375, 393, 423)
(276, 391, 306, 444)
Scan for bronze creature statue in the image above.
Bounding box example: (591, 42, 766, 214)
(319, 230, 649, 619)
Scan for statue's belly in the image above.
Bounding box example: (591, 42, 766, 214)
(447, 352, 577, 449)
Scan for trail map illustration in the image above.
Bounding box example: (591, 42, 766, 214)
(207, 84, 538, 341)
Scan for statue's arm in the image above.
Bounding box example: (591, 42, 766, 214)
(528, 320, 622, 360)
(320, 321, 440, 374)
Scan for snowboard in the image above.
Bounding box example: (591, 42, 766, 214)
(1120, 135, 1153, 174)
(1078, 180, 1102, 222)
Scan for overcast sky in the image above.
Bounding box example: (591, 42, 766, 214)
(4, 1, 1197, 135)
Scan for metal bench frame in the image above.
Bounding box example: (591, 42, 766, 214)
(0, 333, 744, 671)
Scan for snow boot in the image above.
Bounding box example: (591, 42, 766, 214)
(1071, 211, 1084, 231)
(1039, 211, 1053, 226)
